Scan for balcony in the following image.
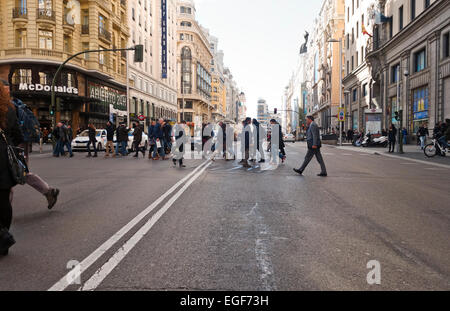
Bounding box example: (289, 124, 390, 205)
(12, 7, 28, 19)
(98, 27, 111, 42)
(81, 24, 89, 34)
(36, 8, 56, 22)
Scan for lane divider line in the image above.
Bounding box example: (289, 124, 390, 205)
(48, 160, 210, 291)
(79, 161, 213, 291)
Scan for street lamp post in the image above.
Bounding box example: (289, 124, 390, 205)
(328, 38, 343, 146)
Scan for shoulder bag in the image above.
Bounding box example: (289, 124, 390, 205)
(0, 128, 28, 185)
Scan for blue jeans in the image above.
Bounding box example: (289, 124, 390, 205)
(119, 141, 128, 155)
(53, 140, 64, 156)
(438, 136, 449, 149)
(115, 142, 120, 155)
(64, 141, 73, 156)
(420, 136, 426, 149)
(153, 139, 166, 158)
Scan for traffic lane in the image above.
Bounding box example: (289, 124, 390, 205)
(97, 145, 449, 290)
(284, 143, 450, 289)
(0, 155, 205, 291)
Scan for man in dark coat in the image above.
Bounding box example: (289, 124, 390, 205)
(252, 119, 266, 163)
(293, 116, 327, 177)
(86, 123, 98, 157)
(132, 122, 145, 158)
(117, 123, 130, 156)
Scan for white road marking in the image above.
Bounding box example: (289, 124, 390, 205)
(78, 161, 212, 291)
(227, 166, 243, 171)
(48, 160, 210, 291)
(342, 154, 353, 156)
(400, 163, 418, 165)
(424, 167, 444, 170)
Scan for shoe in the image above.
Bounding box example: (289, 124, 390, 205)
(293, 168, 303, 175)
(46, 188, 60, 210)
(70, 154, 74, 158)
(93, 154, 98, 158)
(317, 173, 328, 177)
(0, 228, 15, 256)
(173, 159, 177, 166)
(86, 154, 92, 157)
(180, 164, 186, 168)
(258, 159, 266, 163)
(243, 163, 251, 168)
(238, 160, 245, 164)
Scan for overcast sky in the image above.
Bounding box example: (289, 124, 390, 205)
(195, 0, 323, 118)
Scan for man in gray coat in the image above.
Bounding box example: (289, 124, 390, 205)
(293, 115, 327, 177)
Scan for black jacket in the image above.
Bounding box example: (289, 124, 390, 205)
(388, 127, 397, 141)
(88, 127, 96, 141)
(133, 126, 143, 142)
(106, 124, 115, 141)
(0, 107, 24, 189)
(118, 126, 129, 142)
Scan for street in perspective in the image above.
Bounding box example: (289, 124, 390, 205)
(0, 0, 450, 295)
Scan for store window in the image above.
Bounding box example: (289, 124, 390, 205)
(412, 87, 429, 133)
(352, 110, 358, 130)
(391, 97, 398, 125)
(12, 68, 32, 84)
(38, 30, 53, 49)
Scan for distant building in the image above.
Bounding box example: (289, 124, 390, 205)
(257, 99, 269, 125)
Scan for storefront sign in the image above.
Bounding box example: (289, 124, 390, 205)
(88, 82, 126, 111)
(161, 0, 168, 79)
(18, 83, 79, 95)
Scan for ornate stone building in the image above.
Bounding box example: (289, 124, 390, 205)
(0, 0, 129, 130)
(366, 0, 450, 137)
(176, 0, 213, 123)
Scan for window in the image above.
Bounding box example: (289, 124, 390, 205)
(413, 87, 429, 132)
(63, 34, 72, 53)
(424, 0, 431, 8)
(352, 89, 357, 102)
(347, 7, 349, 22)
(351, 55, 354, 71)
(389, 17, 393, 38)
(356, 51, 358, 67)
(132, 8, 135, 20)
(38, 30, 53, 49)
(414, 49, 426, 72)
(443, 32, 450, 59)
(356, 22, 359, 39)
(12, 69, 32, 84)
(346, 34, 350, 49)
(410, 0, 416, 21)
(362, 84, 367, 97)
(361, 46, 364, 62)
(39, 72, 50, 85)
(82, 42, 89, 59)
(38, 0, 52, 10)
(391, 64, 400, 83)
(347, 60, 349, 75)
(181, 47, 192, 94)
(399, 6, 404, 31)
(15, 29, 26, 48)
(352, 0, 354, 15)
(352, 28, 354, 43)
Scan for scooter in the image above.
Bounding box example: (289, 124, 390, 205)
(362, 134, 388, 147)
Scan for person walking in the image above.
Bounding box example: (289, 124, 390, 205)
(417, 124, 428, 150)
(402, 127, 408, 145)
(252, 119, 266, 163)
(132, 122, 145, 158)
(153, 118, 167, 160)
(173, 120, 187, 167)
(0, 81, 24, 256)
(347, 129, 354, 143)
(117, 123, 130, 156)
(63, 123, 74, 157)
(163, 120, 173, 155)
(269, 119, 286, 164)
(388, 124, 397, 153)
(293, 116, 327, 177)
(86, 123, 98, 157)
(105, 121, 115, 158)
(1, 80, 59, 210)
(147, 120, 156, 159)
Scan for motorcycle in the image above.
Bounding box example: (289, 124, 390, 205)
(362, 133, 388, 148)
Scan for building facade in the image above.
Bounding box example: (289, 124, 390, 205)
(366, 0, 450, 138)
(0, 0, 129, 130)
(207, 33, 226, 122)
(176, 0, 213, 124)
(257, 99, 269, 125)
(343, 0, 381, 134)
(127, 0, 178, 129)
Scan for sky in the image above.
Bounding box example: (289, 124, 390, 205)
(195, 0, 323, 118)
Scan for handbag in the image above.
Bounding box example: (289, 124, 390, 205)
(156, 139, 162, 149)
(0, 128, 28, 185)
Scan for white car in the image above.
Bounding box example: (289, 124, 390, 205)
(113, 128, 149, 152)
(71, 129, 107, 151)
(284, 134, 296, 143)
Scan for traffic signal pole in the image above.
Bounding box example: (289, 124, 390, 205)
(50, 46, 141, 128)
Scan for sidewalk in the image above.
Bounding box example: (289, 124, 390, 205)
(332, 143, 450, 168)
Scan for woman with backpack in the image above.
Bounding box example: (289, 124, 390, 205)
(0, 80, 24, 256)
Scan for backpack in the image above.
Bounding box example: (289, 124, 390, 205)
(12, 98, 40, 143)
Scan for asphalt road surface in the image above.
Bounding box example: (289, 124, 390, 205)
(0, 142, 449, 291)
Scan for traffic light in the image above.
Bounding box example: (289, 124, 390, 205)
(274, 108, 277, 114)
(134, 45, 144, 63)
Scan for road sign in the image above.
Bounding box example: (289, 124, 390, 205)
(138, 115, 146, 121)
(338, 108, 345, 122)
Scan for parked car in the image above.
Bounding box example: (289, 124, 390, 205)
(284, 133, 296, 143)
(113, 128, 149, 152)
(71, 129, 107, 151)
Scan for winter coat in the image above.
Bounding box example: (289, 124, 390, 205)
(153, 123, 164, 140)
(106, 124, 115, 141)
(88, 127, 96, 141)
(118, 126, 130, 142)
(0, 106, 24, 189)
(133, 126, 143, 142)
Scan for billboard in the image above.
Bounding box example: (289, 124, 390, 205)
(161, 0, 168, 79)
